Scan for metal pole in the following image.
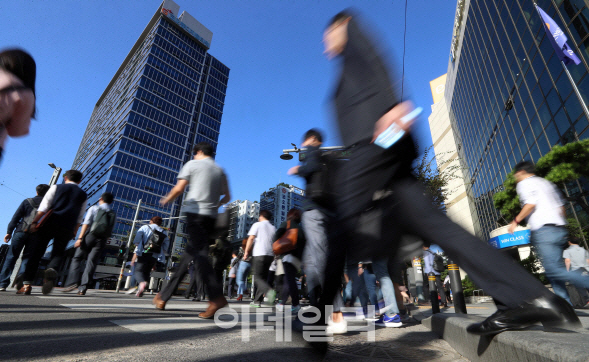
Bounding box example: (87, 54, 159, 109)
(561, 61, 589, 121)
(116, 199, 142, 293)
(49, 167, 62, 186)
(222, 269, 227, 297)
(448, 261, 467, 314)
(428, 273, 440, 314)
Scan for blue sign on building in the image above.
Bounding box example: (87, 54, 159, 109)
(488, 229, 531, 249)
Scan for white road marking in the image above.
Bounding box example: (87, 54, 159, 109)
(110, 317, 220, 333)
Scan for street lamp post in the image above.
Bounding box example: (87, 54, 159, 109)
(48, 163, 62, 186)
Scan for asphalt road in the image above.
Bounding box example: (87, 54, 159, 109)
(0, 287, 468, 361)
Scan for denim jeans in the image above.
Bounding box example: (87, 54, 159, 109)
(0, 232, 30, 288)
(237, 260, 251, 295)
(533, 225, 589, 304)
(372, 258, 400, 316)
(362, 265, 379, 313)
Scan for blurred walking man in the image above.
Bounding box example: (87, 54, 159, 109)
(19, 170, 87, 295)
(243, 210, 276, 307)
(63, 192, 116, 295)
(156, 142, 231, 318)
(317, 11, 579, 344)
(510, 161, 589, 305)
(0, 184, 49, 291)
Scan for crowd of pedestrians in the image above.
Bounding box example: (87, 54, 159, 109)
(3, 7, 589, 356)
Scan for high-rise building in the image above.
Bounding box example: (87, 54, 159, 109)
(71, 0, 229, 267)
(259, 184, 305, 226)
(427, 74, 477, 235)
(444, 0, 589, 241)
(226, 200, 260, 246)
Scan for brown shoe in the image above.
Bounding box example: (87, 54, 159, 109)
(199, 296, 228, 319)
(153, 293, 166, 310)
(16, 285, 32, 295)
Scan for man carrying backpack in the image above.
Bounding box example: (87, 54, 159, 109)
(0, 184, 50, 291)
(62, 192, 116, 295)
(129, 216, 169, 297)
(423, 242, 446, 308)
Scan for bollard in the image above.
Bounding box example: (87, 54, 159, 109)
(447, 261, 467, 314)
(412, 257, 425, 303)
(428, 272, 440, 314)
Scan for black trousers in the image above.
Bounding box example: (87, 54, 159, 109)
(134, 254, 157, 285)
(282, 262, 300, 307)
(252, 255, 274, 303)
(160, 213, 220, 302)
(65, 233, 105, 292)
(23, 222, 75, 284)
(187, 270, 204, 298)
(320, 141, 552, 318)
(227, 277, 236, 298)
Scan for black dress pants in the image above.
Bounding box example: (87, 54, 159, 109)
(65, 233, 105, 292)
(320, 140, 552, 319)
(159, 213, 220, 302)
(252, 255, 274, 303)
(24, 222, 74, 285)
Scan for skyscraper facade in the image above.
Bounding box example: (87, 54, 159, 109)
(259, 184, 305, 227)
(72, 0, 229, 266)
(445, 0, 589, 240)
(226, 200, 260, 246)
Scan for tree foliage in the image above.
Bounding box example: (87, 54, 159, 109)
(412, 146, 462, 211)
(494, 139, 589, 222)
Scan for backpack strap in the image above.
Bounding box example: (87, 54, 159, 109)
(26, 198, 38, 208)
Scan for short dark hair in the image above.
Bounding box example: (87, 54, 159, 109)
(286, 208, 302, 223)
(193, 142, 214, 156)
(569, 237, 581, 245)
(100, 192, 114, 204)
(328, 10, 353, 28)
(36, 184, 50, 197)
(423, 241, 431, 248)
(514, 161, 535, 175)
(259, 210, 272, 221)
(304, 129, 323, 143)
(63, 170, 83, 183)
(151, 216, 163, 226)
(0, 49, 36, 117)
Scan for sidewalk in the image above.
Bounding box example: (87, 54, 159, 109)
(419, 302, 589, 362)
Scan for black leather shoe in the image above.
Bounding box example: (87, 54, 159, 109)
(467, 295, 582, 336)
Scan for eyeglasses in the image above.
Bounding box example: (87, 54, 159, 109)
(0, 85, 30, 95)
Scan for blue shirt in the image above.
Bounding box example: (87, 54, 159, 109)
(133, 224, 169, 263)
(423, 249, 439, 276)
(83, 203, 115, 225)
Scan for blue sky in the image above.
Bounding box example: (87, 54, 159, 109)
(0, 1, 456, 235)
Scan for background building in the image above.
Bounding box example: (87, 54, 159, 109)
(71, 0, 230, 274)
(226, 200, 260, 246)
(428, 73, 477, 235)
(259, 184, 305, 226)
(444, 0, 589, 241)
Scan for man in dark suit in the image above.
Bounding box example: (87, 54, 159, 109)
(18, 170, 87, 295)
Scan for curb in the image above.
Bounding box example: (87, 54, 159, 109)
(422, 314, 589, 362)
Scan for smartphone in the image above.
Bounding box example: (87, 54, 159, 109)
(374, 107, 422, 149)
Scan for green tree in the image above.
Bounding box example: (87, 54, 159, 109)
(413, 146, 462, 211)
(494, 139, 589, 227)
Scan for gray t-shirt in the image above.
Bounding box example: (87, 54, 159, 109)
(248, 220, 276, 257)
(563, 245, 589, 271)
(177, 157, 228, 216)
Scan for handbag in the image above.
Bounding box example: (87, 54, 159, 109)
(35, 209, 54, 231)
(272, 220, 298, 255)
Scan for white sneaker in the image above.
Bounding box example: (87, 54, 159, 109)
(326, 317, 348, 335)
(276, 304, 285, 312)
(126, 287, 138, 295)
(0, 287, 6, 292)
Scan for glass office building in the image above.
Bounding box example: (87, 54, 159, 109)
(445, 0, 589, 240)
(259, 184, 306, 227)
(72, 0, 229, 266)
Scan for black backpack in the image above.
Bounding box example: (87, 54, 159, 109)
(305, 150, 345, 210)
(21, 198, 41, 233)
(144, 226, 166, 254)
(431, 251, 445, 273)
(90, 208, 116, 238)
